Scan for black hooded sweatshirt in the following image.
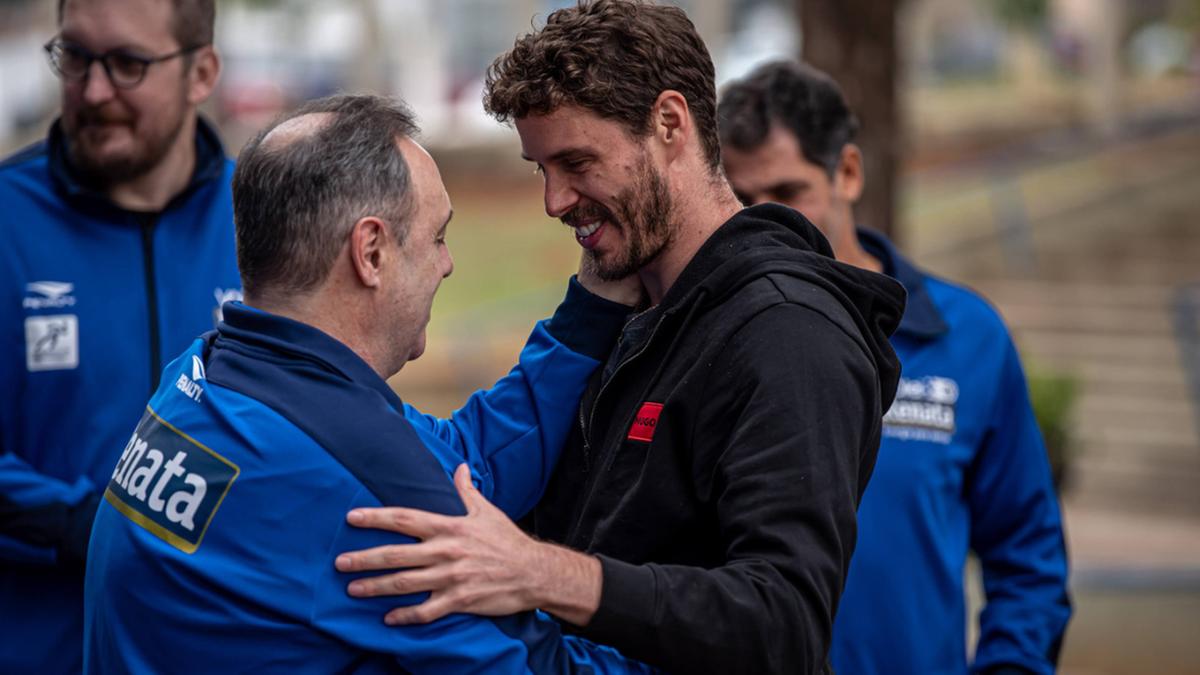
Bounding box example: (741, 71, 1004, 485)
(528, 203, 906, 674)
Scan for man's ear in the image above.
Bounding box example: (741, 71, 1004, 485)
(650, 90, 692, 163)
(835, 143, 865, 204)
(348, 216, 389, 289)
(187, 45, 221, 106)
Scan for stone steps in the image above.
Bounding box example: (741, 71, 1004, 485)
(1012, 331, 1181, 369)
(1068, 456, 1200, 517)
(1074, 394, 1196, 437)
(923, 126, 1200, 519)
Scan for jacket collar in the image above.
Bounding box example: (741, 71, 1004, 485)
(214, 302, 404, 412)
(857, 227, 947, 340)
(47, 115, 227, 210)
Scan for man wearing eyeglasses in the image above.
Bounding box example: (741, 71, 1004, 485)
(0, 1, 236, 672)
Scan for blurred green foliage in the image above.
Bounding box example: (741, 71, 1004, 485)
(1027, 366, 1078, 490)
(990, 0, 1048, 30)
(1175, 0, 1200, 28)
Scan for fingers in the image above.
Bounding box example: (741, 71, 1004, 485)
(575, 257, 645, 306)
(345, 566, 445, 598)
(384, 593, 460, 626)
(452, 464, 486, 515)
(335, 542, 443, 573)
(345, 505, 454, 540)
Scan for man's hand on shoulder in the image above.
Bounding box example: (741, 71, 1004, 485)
(577, 251, 644, 307)
(336, 464, 602, 627)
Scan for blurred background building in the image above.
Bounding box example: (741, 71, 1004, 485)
(2, 1, 1198, 672)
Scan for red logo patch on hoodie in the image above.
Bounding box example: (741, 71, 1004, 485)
(627, 402, 664, 442)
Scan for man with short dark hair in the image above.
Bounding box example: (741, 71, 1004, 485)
(84, 94, 654, 673)
(0, 0, 234, 671)
(718, 59, 1072, 675)
(333, 2, 906, 672)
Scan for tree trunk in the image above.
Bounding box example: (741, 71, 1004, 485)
(798, 0, 901, 241)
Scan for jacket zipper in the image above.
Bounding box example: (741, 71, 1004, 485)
(569, 310, 671, 544)
(138, 214, 161, 395)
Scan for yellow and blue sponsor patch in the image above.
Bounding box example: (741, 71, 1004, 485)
(104, 407, 239, 554)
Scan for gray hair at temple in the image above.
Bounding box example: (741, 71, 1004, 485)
(232, 95, 419, 300)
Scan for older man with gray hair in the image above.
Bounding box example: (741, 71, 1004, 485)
(83, 94, 652, 673)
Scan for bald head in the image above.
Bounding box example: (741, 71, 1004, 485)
(259, 112, 335, 151)
(232, 95, 420, 302)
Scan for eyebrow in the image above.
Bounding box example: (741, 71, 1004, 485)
(770, 180, 811, 192)
(520, 147, 591, 164)
(56, 34, 146, 54)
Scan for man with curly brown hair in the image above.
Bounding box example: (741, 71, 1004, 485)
(335, 2, 906, 672)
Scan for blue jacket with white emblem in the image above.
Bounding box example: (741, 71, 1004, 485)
(829, 229, 1071, 675)
(0, 119, 240, 674)
(84, 290, 655, 674)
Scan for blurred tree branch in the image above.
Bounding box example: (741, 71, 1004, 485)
(797, 0, 902, 241)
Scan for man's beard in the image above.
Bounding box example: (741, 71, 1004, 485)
(566, 153, 676, 281)
(64, 100, 188, 186)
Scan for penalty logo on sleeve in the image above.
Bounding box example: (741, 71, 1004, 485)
(104, 407, 239, 554)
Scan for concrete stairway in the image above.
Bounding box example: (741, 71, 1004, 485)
(913, 121, 1200, 522)
(979, 278, 1199, 518)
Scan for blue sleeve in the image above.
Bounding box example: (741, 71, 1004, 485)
(0, 449, 101, 567)
(967, 337, 1072, 675)
(403, 278, 628, 518)
(315, 488, 656, 674)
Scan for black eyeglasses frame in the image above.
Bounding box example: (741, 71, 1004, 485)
(42, 39, 206, 89)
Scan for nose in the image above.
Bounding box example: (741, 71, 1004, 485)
(441, 245, 454, 280)
(81, 60, 116, 105)
(543, 171, 579, 219)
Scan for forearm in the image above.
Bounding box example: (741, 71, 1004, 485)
(408, 278, 629, 517)
(971, 344, 1071, 674)
(529, 540, 602, 627)
(0, 453, 101, 566)
(579, 555, 829, 673)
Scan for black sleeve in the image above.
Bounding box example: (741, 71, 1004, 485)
(581, 302, 883, 674)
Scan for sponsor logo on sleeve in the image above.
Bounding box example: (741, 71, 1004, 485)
(25, 314, 79, 371)
(627, 402, 664, 442)
(174, 355, 206, 402)
(882, 376, 959, 444)
(104, 407, 239, 554)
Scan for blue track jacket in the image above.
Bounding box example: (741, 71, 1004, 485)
(85, 291, 655, 674)
(830, 230, 1071, 675)
(0, 119, 240, 673)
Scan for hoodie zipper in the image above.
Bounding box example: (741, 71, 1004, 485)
(567, 288, 711, 548)
(567, 310, 671, 545)
(137, 213, 161, 395)
(580, 310, 670, 463)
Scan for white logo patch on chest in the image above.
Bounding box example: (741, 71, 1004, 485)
(883, 376, 958, 443)
(25, 314, 79, 371)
